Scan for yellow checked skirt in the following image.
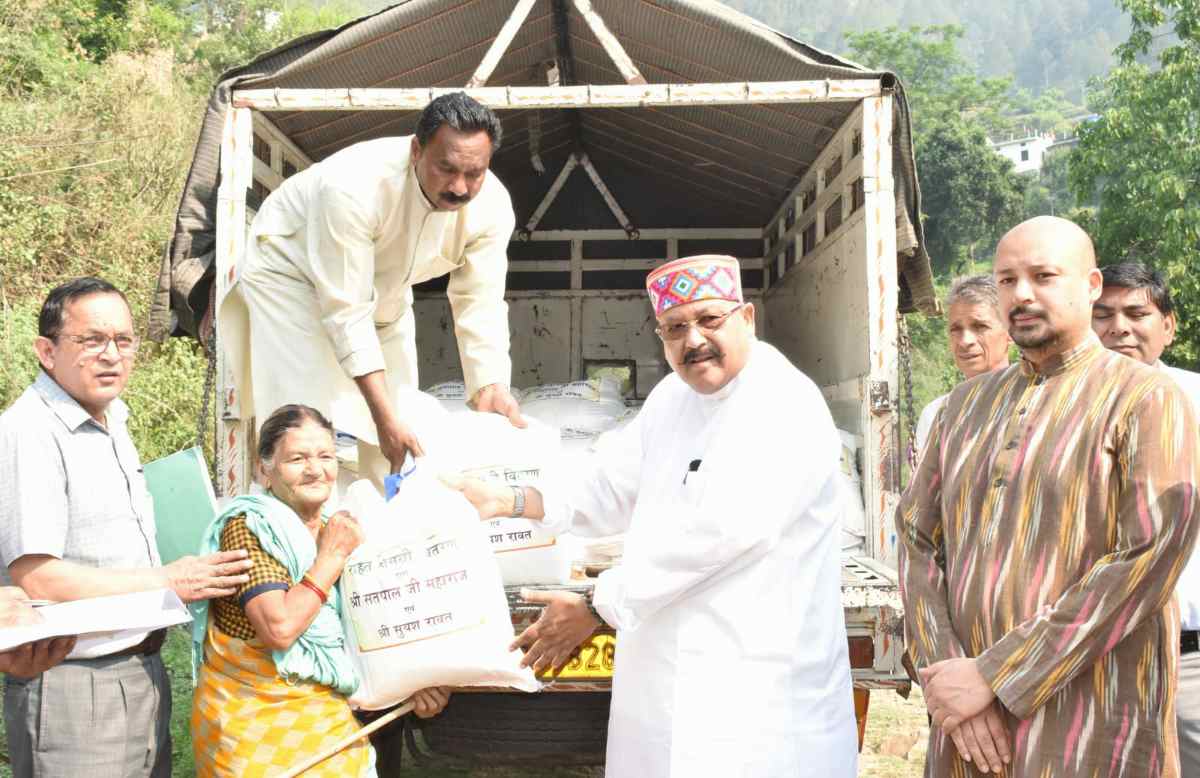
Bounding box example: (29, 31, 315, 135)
(191, 625, 375, 777)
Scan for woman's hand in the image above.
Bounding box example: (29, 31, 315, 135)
(316, 511, 365, 565)
(439, 474, 513, 520)
(411, 686, 451, 718)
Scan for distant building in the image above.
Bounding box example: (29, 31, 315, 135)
(990, 133, 1056, 174)
(988, 115, 1096, 174)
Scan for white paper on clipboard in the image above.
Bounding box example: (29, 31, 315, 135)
(0, 589, 190, 653)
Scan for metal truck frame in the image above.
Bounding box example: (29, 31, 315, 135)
(200, 0, 920, 763)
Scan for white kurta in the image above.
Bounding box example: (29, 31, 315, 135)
(1163, 363, 1200, 629)
(914, 392, 948, 456)
(217, 136, 516, 444)
(546, 340, 858, 777)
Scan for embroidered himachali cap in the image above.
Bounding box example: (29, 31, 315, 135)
(645, 255, 744, 316)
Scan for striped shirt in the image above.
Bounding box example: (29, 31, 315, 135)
(899, 335, 1200, 777)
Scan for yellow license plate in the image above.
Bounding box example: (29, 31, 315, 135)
(538, 633, 616, 680)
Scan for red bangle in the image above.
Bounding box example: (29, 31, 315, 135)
(298, 576, 327, 604)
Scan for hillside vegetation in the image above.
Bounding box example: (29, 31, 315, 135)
(724, 0, 1131, 102)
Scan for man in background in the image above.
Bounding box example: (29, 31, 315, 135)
(913, 274, 1011, 454)
(1092, 261, 1200, 775)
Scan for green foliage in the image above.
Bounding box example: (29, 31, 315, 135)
(907, 312, 960, 416)
(1009, 87, 1082, 134)
(721, 0, 1130, 103)
(0, 298, 208, 465)
(163, 625, 198, 778)
(0, 0, 362, 462)
(1070, 0, 1200, 367)
(845, 25, 1017, 139)
(917, 120, 1030, 273)
(0, 0, 94, 95)
(189, 0, 363, 80)
(844, 26, 1031, 275)
(0, 19, 207, 458)
(1022, 147, 1083, 217)
(0, 301, 42, 409)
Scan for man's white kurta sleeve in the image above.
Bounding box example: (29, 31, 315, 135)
(448, 201, 516, 397)
(307, 183, 385, 378)
(592, 392, 841, 634)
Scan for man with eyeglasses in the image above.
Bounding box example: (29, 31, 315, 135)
(445, 255, 857, 776)
(0, 277, 254, 778)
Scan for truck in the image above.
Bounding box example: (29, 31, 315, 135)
(158, 0, 939, 769)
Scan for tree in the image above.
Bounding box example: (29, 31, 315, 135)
(845, 25, 1015, 140)
(1023, 148, 1078, 218)
(190, 0, 362, 78)
(918, 120, 1028, 273)
(1070, 0, 1200, 366)
(845, 25, 1027, 273)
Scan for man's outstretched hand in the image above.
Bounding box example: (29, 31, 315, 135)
(472, 384, 527, 429)
(377, 416, 426, 474)
(510, 589, 600, 673)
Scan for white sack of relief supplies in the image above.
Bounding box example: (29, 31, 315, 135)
(439, 412, 580, 585)
(518, 378, 626, 454)
(338, 469, 540, 711)
(424, 381, 470, 414)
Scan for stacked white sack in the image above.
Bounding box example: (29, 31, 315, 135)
(518, 378, 626, 457)
(424, 380, 470, 414)
(837, 430, 867, 554)
(338, 471, 539, 711)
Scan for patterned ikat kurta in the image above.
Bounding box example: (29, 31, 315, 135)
(899, 336, 1200, 778)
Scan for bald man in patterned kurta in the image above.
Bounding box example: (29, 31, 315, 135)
(898, 216, 1200, 777)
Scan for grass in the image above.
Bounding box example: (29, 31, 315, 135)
(3, 630, 929, 776)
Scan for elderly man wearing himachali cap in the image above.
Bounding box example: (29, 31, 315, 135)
(447, 255, 859, 776)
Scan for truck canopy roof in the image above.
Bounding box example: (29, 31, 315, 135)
(155, 0, 937, 340)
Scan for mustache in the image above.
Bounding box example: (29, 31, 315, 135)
(1009, 304, 1047, 324)
(682, 346, 722, 364)
(440, 191, 470, 205)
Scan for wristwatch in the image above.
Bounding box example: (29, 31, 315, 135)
(510, 485, 525, 517)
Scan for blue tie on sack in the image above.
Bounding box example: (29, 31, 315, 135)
(383, 456, 419, 501)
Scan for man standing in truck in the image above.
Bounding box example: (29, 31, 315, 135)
(1091, 262, 1200, 776)
(912, 274, 1011, 455)
(899, 217, 1200, 776)
(219, 91, 523, 487)
(448, 255, 858, 777)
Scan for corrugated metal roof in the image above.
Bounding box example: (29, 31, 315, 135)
(155, 0, 937, 342)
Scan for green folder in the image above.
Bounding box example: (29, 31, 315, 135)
(144, 447, 218, 565)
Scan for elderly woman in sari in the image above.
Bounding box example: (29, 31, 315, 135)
(190, 404, 449, 777)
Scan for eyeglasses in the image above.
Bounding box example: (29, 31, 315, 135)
(60, 333, 140, 357)
(654, 303, 746, 341)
